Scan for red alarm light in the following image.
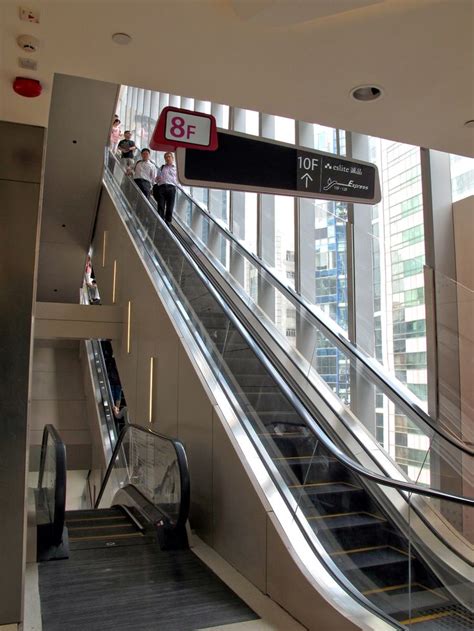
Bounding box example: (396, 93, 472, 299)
(13, 77, 42, 98)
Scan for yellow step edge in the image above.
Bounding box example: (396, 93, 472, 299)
(308, 511, 383, 522)
(401, 610, 454, 625)
(67, 515, 127, 522)
(273, 456, 315, 461)
(364, 583, 411, 596)
(289, 481, 359, 489)
(68, 523, 135, 531)
(331, 545, 408, 558)
(363, 582, 445, 597)
(69, 532, 143, 542)
(258, 432, 308, 438)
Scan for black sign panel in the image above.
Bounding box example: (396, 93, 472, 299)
(178, 131, 380, 204)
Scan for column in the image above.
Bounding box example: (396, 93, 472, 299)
(0, 121, 45, 626)
(346, 132, 376, 435)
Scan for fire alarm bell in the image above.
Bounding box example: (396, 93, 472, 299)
(13, 77, 42, 97)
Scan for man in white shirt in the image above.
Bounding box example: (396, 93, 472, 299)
(152, 152, 178, 224)
(133, 148, 157, 199)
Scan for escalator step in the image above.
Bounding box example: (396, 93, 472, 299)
(401, 608, 473, 629)
(68, 524, 139, 540)
(308, 511, 386, 530)
(65, 508, 122, 520)
(334, 545, 408, 571)
(364, 583, 453, 620)
(66, 516, 128, 528)
(290, 481, 362, 496)
(69, 531, 144, 543)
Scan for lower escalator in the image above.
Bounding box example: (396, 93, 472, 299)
(37, 423, 260, 631)
(103, 151, 473, 630)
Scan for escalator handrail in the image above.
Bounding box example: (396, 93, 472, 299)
(94, 423, 190, 529)
(104, 152, 473, 507)
(94, 339, 119, 447)
(37, 424, 67, 545)
(168, 212, 474, 508)
(174, 182, 473, 457)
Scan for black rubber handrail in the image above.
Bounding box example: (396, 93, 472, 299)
(95, 423, 190, 530)
(38, 424, 67, 546)
(104, 152, 473, 506)
(92, 338, 119, 447)
(174, 183, 473, 457)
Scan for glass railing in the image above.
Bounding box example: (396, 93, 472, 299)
(426, 267, 474, 445)
(171, 181, 472, 489)
(103, 151, 473, 628)
(95, 423, 190, 534)
(36, 424, 67, 557)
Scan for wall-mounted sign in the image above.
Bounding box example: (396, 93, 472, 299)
(150, 107, 218, 152)
(177, 130, 381, 204)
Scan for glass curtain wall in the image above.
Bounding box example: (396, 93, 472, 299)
(368, 138, 428, 480)
(449, 154, 474, 202)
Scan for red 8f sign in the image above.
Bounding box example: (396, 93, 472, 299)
(151, 106, 218, 151)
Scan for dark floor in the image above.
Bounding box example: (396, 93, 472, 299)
(39, 538, 259, 631)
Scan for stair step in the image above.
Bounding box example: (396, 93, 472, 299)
(401, 608, 473, 628)
(67, 524, 139, 539)
(335, 545, 408, 571)
(290, 481, 362, 496)
(309, 511, 386, 530)
(364, 583, 452, 619)
(65, 508, 122, 519)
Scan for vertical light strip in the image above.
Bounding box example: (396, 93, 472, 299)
(148, 356, 154, 424)
(126, 300, 131, 354)
(102, 230, 107, 267)
(112, 260, 117, 304)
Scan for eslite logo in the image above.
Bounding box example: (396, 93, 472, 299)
(151, 106, 218, 152)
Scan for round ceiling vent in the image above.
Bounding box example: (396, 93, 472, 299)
(463, 119, 474, 128)
(112, 32, 132, 45)
(350, 85, 383, 102)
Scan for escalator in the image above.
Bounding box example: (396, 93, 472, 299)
(37, 422, 260, 630)
(102, 152, 473, 630)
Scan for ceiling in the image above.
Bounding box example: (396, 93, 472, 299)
(0, 0, 472, 157)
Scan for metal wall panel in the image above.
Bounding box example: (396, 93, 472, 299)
(0, 123, 44, 626)
(37, 74, 119, 303)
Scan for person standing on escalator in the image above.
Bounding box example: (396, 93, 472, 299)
(133, 148, 157, 199)
(152, 151, 178, 224)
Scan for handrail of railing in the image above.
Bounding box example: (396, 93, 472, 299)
(174, 182, 473, 457)
(93, 339, 119, 445)
(37, 424, 67, 546)
(170, 217, 474, 508)
(104, 150, 473, 507)
(94, 423, 191, 529)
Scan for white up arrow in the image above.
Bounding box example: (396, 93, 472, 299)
(300, 173, 313, 189)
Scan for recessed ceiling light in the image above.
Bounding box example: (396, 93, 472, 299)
(350, 85, 383, 102)
(112, 32, 132, 45)
(464, 119, 474, 128)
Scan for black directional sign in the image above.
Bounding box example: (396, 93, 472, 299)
(177, 130, 380, 204)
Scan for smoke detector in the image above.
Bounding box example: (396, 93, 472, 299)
(17, 34, 40, 53)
